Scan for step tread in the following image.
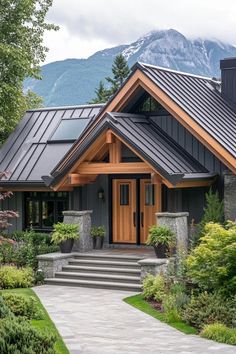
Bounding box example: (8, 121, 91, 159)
(45, 278, 142, 290)
(55, 271, 140, 281)
(74, 253, 143, 261)
(62, 265, 141, 273)
(69, 259, 140, 267)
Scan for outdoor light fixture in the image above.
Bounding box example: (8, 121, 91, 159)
(98, 189, 105, 201)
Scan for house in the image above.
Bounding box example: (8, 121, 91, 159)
(1, 57, 236, 246)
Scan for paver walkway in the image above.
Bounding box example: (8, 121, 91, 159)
(34, 285, 236, 354)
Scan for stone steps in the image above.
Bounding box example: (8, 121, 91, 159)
(45, 253, 142, 292)
(68, 259, 140, 269)
(62, 265, 141, 277)
(45, 277, 142, 292)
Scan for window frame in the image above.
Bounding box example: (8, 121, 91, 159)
(24, 192, 69, 232)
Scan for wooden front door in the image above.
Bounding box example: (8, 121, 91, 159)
(112, 179, 137, 243)
(112, 178, 161, 244)
(140, 179, 161, 244)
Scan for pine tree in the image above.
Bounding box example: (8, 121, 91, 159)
(90, 54, 130, 104)
(89, 81, 109, 104)
(198, 188, 224, 237)
(106, 54, 130, 95)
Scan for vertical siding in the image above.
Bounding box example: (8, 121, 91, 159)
(80, 175, 109, 244)
(0, 192, 23, 234)
(151, 115, 227, 175)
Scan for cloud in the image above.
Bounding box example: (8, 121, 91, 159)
(44, 0, 236, 63)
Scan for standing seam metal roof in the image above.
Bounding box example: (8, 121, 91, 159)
(138, 62, 236, 158)
(0, 104, 104, 183)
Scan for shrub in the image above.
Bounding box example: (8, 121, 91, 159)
(51, 222, 79, 244)
(0, 266, 34, 289)
(201, 323, 236, 345)
(198, 188, 224, 235)
(0, 231, 59, 270)
(146, 225, 175, 247)
(186, 222, 236, 294)
(142, 274, 165, 302)
(163, 295, 181, 323)
(0, 296, 13, 318)
(1, 293, 40, 319)
(183, 292, 236, 330)
(91, 226, 106, 237)
(0, 317, 56, 354)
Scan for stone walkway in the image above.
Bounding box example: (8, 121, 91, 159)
(34, 285, 235, 354)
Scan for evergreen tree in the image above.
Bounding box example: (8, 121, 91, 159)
(198, 188, 224, 236)
(106, 54, 130, 95)
(89, 81, 109, 104)
(90, 54, 130, 104)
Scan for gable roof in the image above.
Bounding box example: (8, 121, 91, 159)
(47, 62, 236, 184)
(44, 112, 214, 188)
(138, 62, 236, 158)
(0, 104, 104, 185)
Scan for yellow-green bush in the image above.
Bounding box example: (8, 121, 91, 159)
(201, 323, 236, 345)
(142, 274, 165, 302)
(0, 266, 34, 289)
(186, 223, 236, 294)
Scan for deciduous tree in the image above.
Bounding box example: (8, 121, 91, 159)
(0, 0, 58, 144)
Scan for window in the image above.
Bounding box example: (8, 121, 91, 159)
(49, 118, 90, 142)
(25, 192, 69, 230)
(145, 184, 155, 206)
(120, 184, 129, 205)
(136, 96, 161, 113)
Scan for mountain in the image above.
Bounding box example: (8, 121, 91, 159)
(24, 29, 236, 107)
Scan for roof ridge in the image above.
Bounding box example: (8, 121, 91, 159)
(136, 61, 220, 82)
(27, 103, 105, 112)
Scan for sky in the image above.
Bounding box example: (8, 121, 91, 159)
(44, 0, 236, 64)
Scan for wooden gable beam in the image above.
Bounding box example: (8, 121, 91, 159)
(67, 173, 98, 186)
(76, 162, 153, 175)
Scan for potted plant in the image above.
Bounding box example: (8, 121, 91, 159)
(146, 225, 175, 258)
(51, 222, 79, 253)
(91, 226, 105, 249)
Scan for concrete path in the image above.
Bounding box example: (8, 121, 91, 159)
(34, 285, 236, 354)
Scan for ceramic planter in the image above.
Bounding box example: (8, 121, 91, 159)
(96, 236, 104, 249)
(59, 239, 74, 253)
(153, 244, 168, 258)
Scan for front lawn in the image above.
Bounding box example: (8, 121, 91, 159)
(1, 288, 69, 354)
(124, 293, 197, 335)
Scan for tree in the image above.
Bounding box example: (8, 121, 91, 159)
(0, 0, 58, 144)
(25, 90, 44, 110)
(90, 54, 130, 104)
(0, 172, 19, 231)
(106, 54, 130, 95)
(89, 81, 110, 104)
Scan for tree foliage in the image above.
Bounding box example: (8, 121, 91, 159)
(0, 0, 57, 144)
(0, 172, 19, 231)
(186, 222, 236, 294)
(90, 54, 130, 104)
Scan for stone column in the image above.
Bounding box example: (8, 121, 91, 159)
(63, 210, 93, 252)
(156, 212, 189, 252)
(224, 171, 236, 221)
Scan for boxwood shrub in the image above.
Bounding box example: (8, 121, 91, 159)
(0, 266, 34, 289)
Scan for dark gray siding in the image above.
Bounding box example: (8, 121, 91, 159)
(151, 115, 227, 176)
(162, 185, 209, 223)
(79, 175, 110, 244)
(0, 192, 23, 234)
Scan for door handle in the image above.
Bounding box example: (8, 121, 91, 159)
(133, 212, 136, 227)
(141, 212, 144, 227)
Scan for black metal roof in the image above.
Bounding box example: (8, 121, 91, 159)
(45, 112, 212, 187)
(0, 104, 104, 184)
(136, 62, 236, 158)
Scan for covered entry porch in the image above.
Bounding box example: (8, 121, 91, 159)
(46, 112, 216, 246)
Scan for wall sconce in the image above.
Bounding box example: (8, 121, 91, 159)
(98, 189, 105, 201)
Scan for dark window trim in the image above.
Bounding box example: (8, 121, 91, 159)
(24, 192, 69, 231)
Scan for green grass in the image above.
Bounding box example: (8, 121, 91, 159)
(1, 288, 69, 354)
(124, 293, 197, 335)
